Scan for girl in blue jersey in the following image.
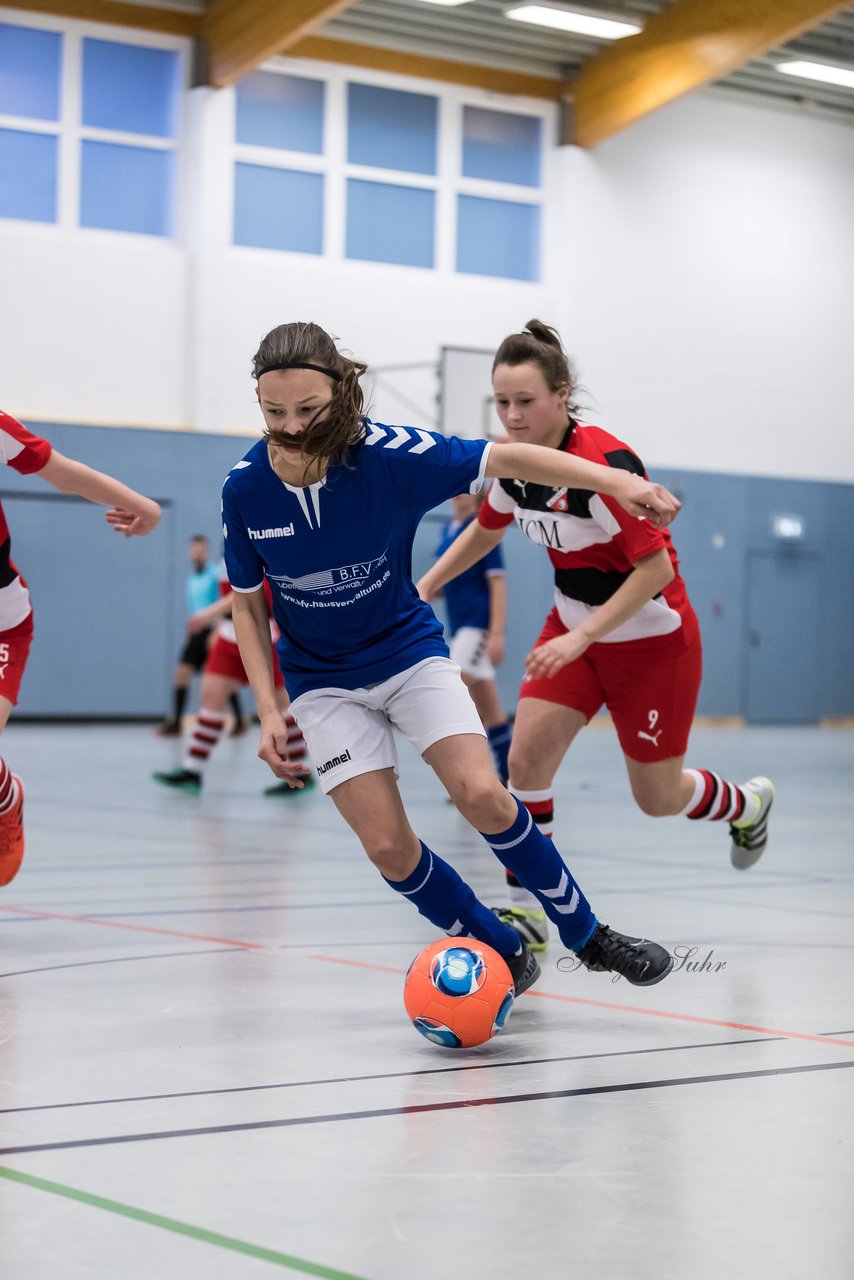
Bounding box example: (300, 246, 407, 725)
(223, 321, 682, 992)
(419, 320, 775, 948)
(433, 490, 512, 785)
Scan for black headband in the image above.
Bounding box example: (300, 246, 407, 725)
(256, 361, 341, 380)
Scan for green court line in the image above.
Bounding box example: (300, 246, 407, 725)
(0, 1165, 371, 1280)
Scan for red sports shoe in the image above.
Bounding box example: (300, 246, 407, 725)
(0, 776, 25, 886)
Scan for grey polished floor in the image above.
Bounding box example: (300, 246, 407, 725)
(1, 723, 852, 1280)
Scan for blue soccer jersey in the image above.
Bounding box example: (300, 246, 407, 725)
(434, 515, 505, 635)
(222, 423, 493, 699)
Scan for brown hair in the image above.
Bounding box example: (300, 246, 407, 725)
(252, 322, 367, 469)
(492, 319, 584, 415)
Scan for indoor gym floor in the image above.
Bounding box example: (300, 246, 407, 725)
(1, 722, 852, 1280)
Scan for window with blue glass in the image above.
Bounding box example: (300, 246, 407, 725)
(346, 179, 435, 269)
(236, 71, 324, 154)
(80, 141, 176, 236)
(78, 37, 181, 236)
(234, 164, 324, 255)
(347, 84, 437, 175)
(82, 39, 180, 137)
(456, 195, 540, 281)
(0, 22, 62, 120)
(0, 129, 57, 222)
(462, 107, 541, 188)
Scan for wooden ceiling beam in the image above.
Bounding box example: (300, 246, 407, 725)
(569, 0, 853, 148)
(3, 0, 200, 36)
(289, 36, 568, 101)
(202, 0, 358, 87)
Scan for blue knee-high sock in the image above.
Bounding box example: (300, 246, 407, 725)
(480, 796, 598, 951)
(487, 721, 512, 786)
(384, 842, 522, 958)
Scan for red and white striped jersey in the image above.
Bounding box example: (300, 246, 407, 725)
(0, 412, 52, 632)
(479, 421, 697, 644)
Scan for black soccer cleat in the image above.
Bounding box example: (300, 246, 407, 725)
(503, 941, 541, 996)
(575, 924, 673, 987)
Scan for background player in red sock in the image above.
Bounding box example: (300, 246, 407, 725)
(153, 570, 311, 795)
(419, 320, 774, 953)
(0, 410, 160, 887)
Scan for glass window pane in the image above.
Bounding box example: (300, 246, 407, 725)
(462, 107, 541, 187)
(456, 195, 540, 281)
(234, 164, 323, 254)
(236, 71, 324, 154)
(0, 128, 57, 222)
(346, 179, 434, 268)
(80, 140, 175, 235)
(82, 39, 180, 138)
(347, 84, 437, 175)
(0, 23, 62, 120)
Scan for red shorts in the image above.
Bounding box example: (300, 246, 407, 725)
(519, 607, 702, 762)
(0, 613, 35, 706)
(204, 634, 285, 688)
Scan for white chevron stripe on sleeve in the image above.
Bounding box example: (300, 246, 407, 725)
(410, 430, 436, 454)
(364, 424, 386, 446)
(385, 426, 411, 450)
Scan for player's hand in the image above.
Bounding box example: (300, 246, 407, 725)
(525, 630, 590, 679)
(257, 712, 312, 789)
(187, 612, 209, 635)
(613, 475, 680, 528)
(105, 500, 161, 537)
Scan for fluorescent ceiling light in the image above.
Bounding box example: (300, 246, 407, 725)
(777, 59, 854, 90)
(506, 6, 641, 38)
(416, 0, 473, 6)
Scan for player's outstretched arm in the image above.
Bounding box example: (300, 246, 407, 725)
(37, 450, 160, 536)
(417, 519, 505, 602)
(232, 590, 308, 789)
(485, 442, 680, 528)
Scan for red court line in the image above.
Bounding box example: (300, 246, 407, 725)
(312, 955, 406, 976)
(312, 954, 854, 1050)
(0, 905, 265, 950)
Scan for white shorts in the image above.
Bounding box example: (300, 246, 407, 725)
(288, 656, 486, 794)
(449, 626, 495, 681)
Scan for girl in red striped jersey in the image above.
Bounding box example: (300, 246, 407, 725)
(418, 321, 773, 952)
(0, 410, 160, 887)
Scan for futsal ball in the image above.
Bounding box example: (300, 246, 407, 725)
(403, 939, 515, 1049)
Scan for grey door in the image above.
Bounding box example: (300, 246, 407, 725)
(744, 549, 822, 724)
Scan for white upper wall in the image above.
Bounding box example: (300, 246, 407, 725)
(1, 10, 852, 479)
(557, 90, 854, 481)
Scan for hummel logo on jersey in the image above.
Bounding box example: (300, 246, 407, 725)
(248, 524, 294, 540)
(317, 748, 352, 776)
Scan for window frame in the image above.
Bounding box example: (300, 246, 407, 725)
(229, 55, 556, 282)
(0, 8, 189, 240)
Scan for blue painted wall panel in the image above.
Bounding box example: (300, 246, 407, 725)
(4, 424, 853, 721)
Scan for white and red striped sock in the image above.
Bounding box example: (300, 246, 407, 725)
(0, 757, 20, 816)
(183, 708, 226, 776)
(283, 714, 308, 768)
(681, 769, 755, 824)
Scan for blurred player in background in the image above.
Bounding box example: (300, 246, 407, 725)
(433, 490, 512, 786)
(157, 534, 246, 738)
